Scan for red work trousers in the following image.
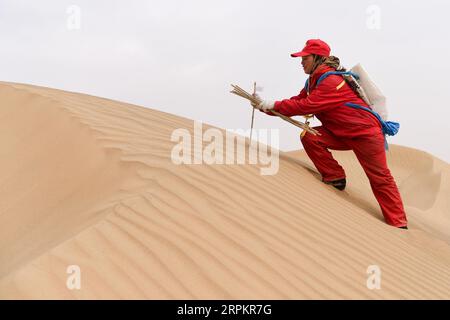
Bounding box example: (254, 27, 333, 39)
(301, 126, 408, 227)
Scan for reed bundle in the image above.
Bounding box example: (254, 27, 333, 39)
(230, 84, 320, 136)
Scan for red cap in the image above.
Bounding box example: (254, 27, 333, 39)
(291, 39, 331, 57)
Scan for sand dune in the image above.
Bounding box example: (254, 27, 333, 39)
(0, 82, 449, 299)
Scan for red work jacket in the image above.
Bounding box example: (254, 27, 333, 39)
(272, 64, 382, 138)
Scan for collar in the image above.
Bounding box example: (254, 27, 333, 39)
(309, 64, 334, 87)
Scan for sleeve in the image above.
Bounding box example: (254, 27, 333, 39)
(262, 87, 308, 116)
(272, 75, 349, 117)
(289, 87, 308, 101)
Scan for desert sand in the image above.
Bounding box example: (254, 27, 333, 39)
(0, 81, 449, 299)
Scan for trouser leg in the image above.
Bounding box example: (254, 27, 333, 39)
(348, 134, 408, 227)
(301, 126, 351, 182)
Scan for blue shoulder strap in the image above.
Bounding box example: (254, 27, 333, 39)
(304, 71, 359, 92)
(316, 71, 360, 87)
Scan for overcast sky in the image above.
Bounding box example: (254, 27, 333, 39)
(1, 0, 449, 162)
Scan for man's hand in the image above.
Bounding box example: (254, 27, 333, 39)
(258, 100, 275, 112)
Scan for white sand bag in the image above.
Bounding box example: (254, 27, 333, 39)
(350, 63, 388, 121)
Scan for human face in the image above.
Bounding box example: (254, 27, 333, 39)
(301, 55, 314, 75)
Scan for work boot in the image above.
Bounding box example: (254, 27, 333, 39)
(323, 178, 346, 191)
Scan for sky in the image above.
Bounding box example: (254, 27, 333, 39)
(1, 0, 449, 162)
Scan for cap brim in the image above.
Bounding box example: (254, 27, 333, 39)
(290, 51, 310, 58)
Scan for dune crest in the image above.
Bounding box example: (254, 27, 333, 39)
(0, 82, 449, 299)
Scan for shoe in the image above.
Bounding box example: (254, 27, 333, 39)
(398, 226, 408, 230)
(324, 178, 346, 191)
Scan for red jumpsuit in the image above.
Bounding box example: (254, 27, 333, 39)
(271, 64, 408, 227)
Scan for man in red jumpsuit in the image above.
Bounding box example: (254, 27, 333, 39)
(256, 39, 408, 229)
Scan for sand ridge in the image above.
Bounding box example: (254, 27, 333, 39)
(0, 82, 449, 299)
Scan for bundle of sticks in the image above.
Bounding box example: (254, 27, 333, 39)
(230, 84, 320, 136)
